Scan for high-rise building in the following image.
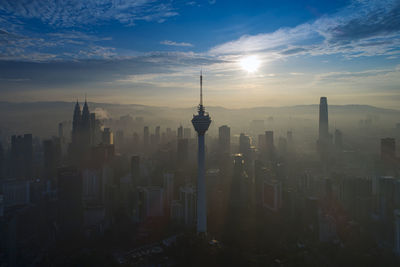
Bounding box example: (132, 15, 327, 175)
(334, 129, 343, 149)
(239, 133, 251, 155)
(130, 155, 140, 187)
(57, 166, 83, 237)
(265, 131, 274, 157)
(192, 71, 211, 234)
(143, 126, 149, 147)
(177, 125, 183, 139)
(218, 125, 230, 154)
(155, 126, 161, 145)
(102, 128, 113, 145)
(58, 122, 64, 139)
(10, 134, 33, 180)
(319, 97, 329, 142)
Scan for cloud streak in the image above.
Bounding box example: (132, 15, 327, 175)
(160, 40, 193, 47)
(209, 0, 400, 58)
(0, 0, 178, 27)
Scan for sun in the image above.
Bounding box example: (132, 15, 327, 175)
(240, 55, 261, 73)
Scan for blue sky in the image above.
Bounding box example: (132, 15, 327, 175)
(0, 0, 399, 108)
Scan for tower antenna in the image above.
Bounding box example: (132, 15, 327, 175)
(200, 70, 203, 106)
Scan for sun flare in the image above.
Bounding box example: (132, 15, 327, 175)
(240, 55, 261, 73)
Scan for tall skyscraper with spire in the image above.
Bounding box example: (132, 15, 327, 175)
(319, 97, 329, 142)
(318, 96, 330, 159)
(192, 71, 211, 234)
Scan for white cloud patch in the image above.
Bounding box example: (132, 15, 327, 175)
(160, 40, 193, 47)
(209, 0, 400, 58)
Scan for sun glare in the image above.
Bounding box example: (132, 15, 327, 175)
(240, 55, 261, 73)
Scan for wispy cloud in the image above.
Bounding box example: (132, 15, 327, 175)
(0, 0, 178, 27)
(210, 0, 400, 58)
(160, 40, 193, 47)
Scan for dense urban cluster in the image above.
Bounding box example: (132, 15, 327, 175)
(0, 95, 400, 266)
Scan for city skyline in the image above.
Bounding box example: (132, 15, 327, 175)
(1, 0, 400, 108)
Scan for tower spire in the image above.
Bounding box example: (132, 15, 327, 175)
(200, 70, 203, 106)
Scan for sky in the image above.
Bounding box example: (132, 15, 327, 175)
(0, 0, 399, 108)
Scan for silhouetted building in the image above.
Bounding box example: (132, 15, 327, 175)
(155, 126, 161, 145)
(319, 97, 329, 142)
(10, 134, 33, 180)
(57, 167, 83, 238)
(131, 155, 140, 187)
(218, 125, 230, 155)
(177, 125, 183, 139)
(143, 126, 149, 147)
(318, 97, 330, 158)
(43, 138, 61, 184)
(102, 128, 113, 145)
(334, 129, 343, 149)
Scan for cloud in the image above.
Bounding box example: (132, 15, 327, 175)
(209, 0, 400, 58)
(160, 40, 193, 47)
(0, 0, 178, 27)
(94, 107, 110, 119)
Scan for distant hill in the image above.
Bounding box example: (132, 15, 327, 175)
(0, 101, 398, 139)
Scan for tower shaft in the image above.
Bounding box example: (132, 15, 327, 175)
(197, 134, 206, 233)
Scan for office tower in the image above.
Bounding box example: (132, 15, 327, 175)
(278, 137, 287, 155)
(218, 125, 230, 154)
(79, 99, 91, 157)
(102, 128, 113, 145)
(192, 71, 211, 234)
(183, 127, 192, 139)
(72, 100, 82, 145)
(43, 138, 61, 181)
(334, 129, 343, 149)
(258, 134, 266, 153)
(319, 97, 329, 142)
(264, 131, 274, 159)
(155, 126, 161, 145)
(10, 134, 33, 180)
(89, 113, 97, 145)
(239, 133, 251, 155)
(70, 99, 94, 163)
(116, 130, 124, 149)
(132, 132, 139, 149)
(177, 125, 183, 139)
(381, 138, 396, 162)
(163, 172, 174, 208)
(58, 122, 64, 139)
(180, 185, 196, 226)
(131, 155, 140, 187)
(177, 138, 189, 164)
(57, 167, 83, 237)
(143, 126, 149, 147)
(232, 154, 250, 207)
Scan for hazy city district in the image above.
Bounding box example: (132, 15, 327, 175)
(1, 76, 400, 266)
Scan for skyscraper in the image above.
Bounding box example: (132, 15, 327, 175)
(143, 126, 149, 147)
(177, 125, 183, 139)
(319, 97, 329, 142)
(192, 71, 211, 235)
(218, 125, 230, 154)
